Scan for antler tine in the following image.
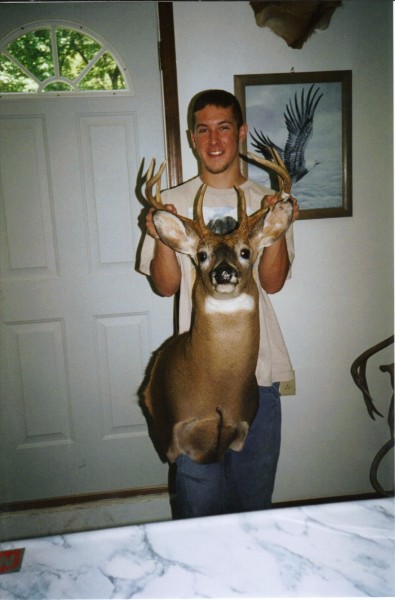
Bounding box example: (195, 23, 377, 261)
(268, 146, 290, 194)
(145, 159, 167, 210)
(195, 183, 251, 235)
(234, 186, 249, 231)
(195, 183, 208, 231)
(247, 150, 291, 195)
(145, 159, 206, 234)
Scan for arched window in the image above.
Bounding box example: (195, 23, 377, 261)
(0, 22, 133, 97)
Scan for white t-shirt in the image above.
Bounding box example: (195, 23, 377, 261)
(139, 176, 295, 386)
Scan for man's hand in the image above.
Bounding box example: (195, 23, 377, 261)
(147, 203, 181, 296)
(146, 204, 178, 239)
(258, 193, 299, 294)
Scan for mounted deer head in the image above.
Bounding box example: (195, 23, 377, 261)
(142, 152, 294, 464)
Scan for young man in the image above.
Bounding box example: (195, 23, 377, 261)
(139, 89, 298, 518)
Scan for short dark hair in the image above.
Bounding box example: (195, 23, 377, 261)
(189, 89, 244, 130)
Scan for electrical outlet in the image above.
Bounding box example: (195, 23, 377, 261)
(280, 378, 296, 396)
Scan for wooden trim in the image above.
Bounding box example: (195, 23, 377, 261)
(1, 485, 169, 513)
(1, 490, 386, 514)
(158, 2, 183, 187)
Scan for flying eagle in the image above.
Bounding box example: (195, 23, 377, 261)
(250, 84, 323, 185)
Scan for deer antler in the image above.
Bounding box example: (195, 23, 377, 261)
(145, 159, 167, 210)
(145, 159, 209, 234)
(247, 149, 292, 195)
(195, 182, 209, 231)
(232, 186, 250, 234)
(145, 158, 285, 238)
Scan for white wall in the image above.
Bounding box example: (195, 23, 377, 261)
(171, 0, 393, 502)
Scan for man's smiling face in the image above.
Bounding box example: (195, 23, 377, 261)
(190, 104, 247, 177)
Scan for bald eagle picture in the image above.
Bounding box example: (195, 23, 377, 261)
(250, 84, 323, 186)
(242, 76, 348, 213)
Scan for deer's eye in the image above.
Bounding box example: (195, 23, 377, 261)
(197, 251, 208, 263)
(240, 248, 250, 260)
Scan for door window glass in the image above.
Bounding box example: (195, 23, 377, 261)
(0, 23, 132, 96)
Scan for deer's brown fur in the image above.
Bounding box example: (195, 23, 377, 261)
(142, 155, 294, 464)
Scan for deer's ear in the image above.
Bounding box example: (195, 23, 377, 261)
(153, 210, 200, 256)
(248, 207, 287, 250)
(248, 209, 272, 249)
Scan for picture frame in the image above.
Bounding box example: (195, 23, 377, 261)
(234, 71, 352, 219)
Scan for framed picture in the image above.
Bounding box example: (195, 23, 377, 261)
(234, 71, 352, 219)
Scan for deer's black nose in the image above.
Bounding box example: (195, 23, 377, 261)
(211, 261, 238, 285)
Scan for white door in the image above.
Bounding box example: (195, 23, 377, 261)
(0, 2, 173, 503)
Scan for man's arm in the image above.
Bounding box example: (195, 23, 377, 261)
(258, 194, 299, 294)
(258, 236, 290, 294)
(146, 206, 181, 297)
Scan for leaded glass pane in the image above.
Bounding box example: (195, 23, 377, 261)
(0, 54, 38, 92)
(56, 28, 101, 79)
(7, 29, 54, 81)
(43, 81, 74, 92)
(79, 51, 126, 90)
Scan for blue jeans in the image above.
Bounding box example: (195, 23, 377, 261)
(172, 384, 281, 519)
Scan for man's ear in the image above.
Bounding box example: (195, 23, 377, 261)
(189, 129, 196, 150)
(239, 123, 248, 143)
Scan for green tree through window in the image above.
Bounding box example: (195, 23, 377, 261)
(0, 24, 129, 95)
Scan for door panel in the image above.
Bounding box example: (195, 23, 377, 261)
(0, 116, 58, 278)
(5, 319, 71, 445)
(0, 2, 172, 503)
(79, 113, 138, 269)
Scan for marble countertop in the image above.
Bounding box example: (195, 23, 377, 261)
(0, 498, 393, 598)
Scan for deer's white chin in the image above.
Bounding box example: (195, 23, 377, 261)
(214, 283, 237, 295)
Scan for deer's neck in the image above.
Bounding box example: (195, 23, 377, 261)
(189, 281, 260, 361)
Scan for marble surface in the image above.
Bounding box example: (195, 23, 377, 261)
(0, 498, 393, 599)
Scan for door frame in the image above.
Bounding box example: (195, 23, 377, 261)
(158, 2, 182, 188)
